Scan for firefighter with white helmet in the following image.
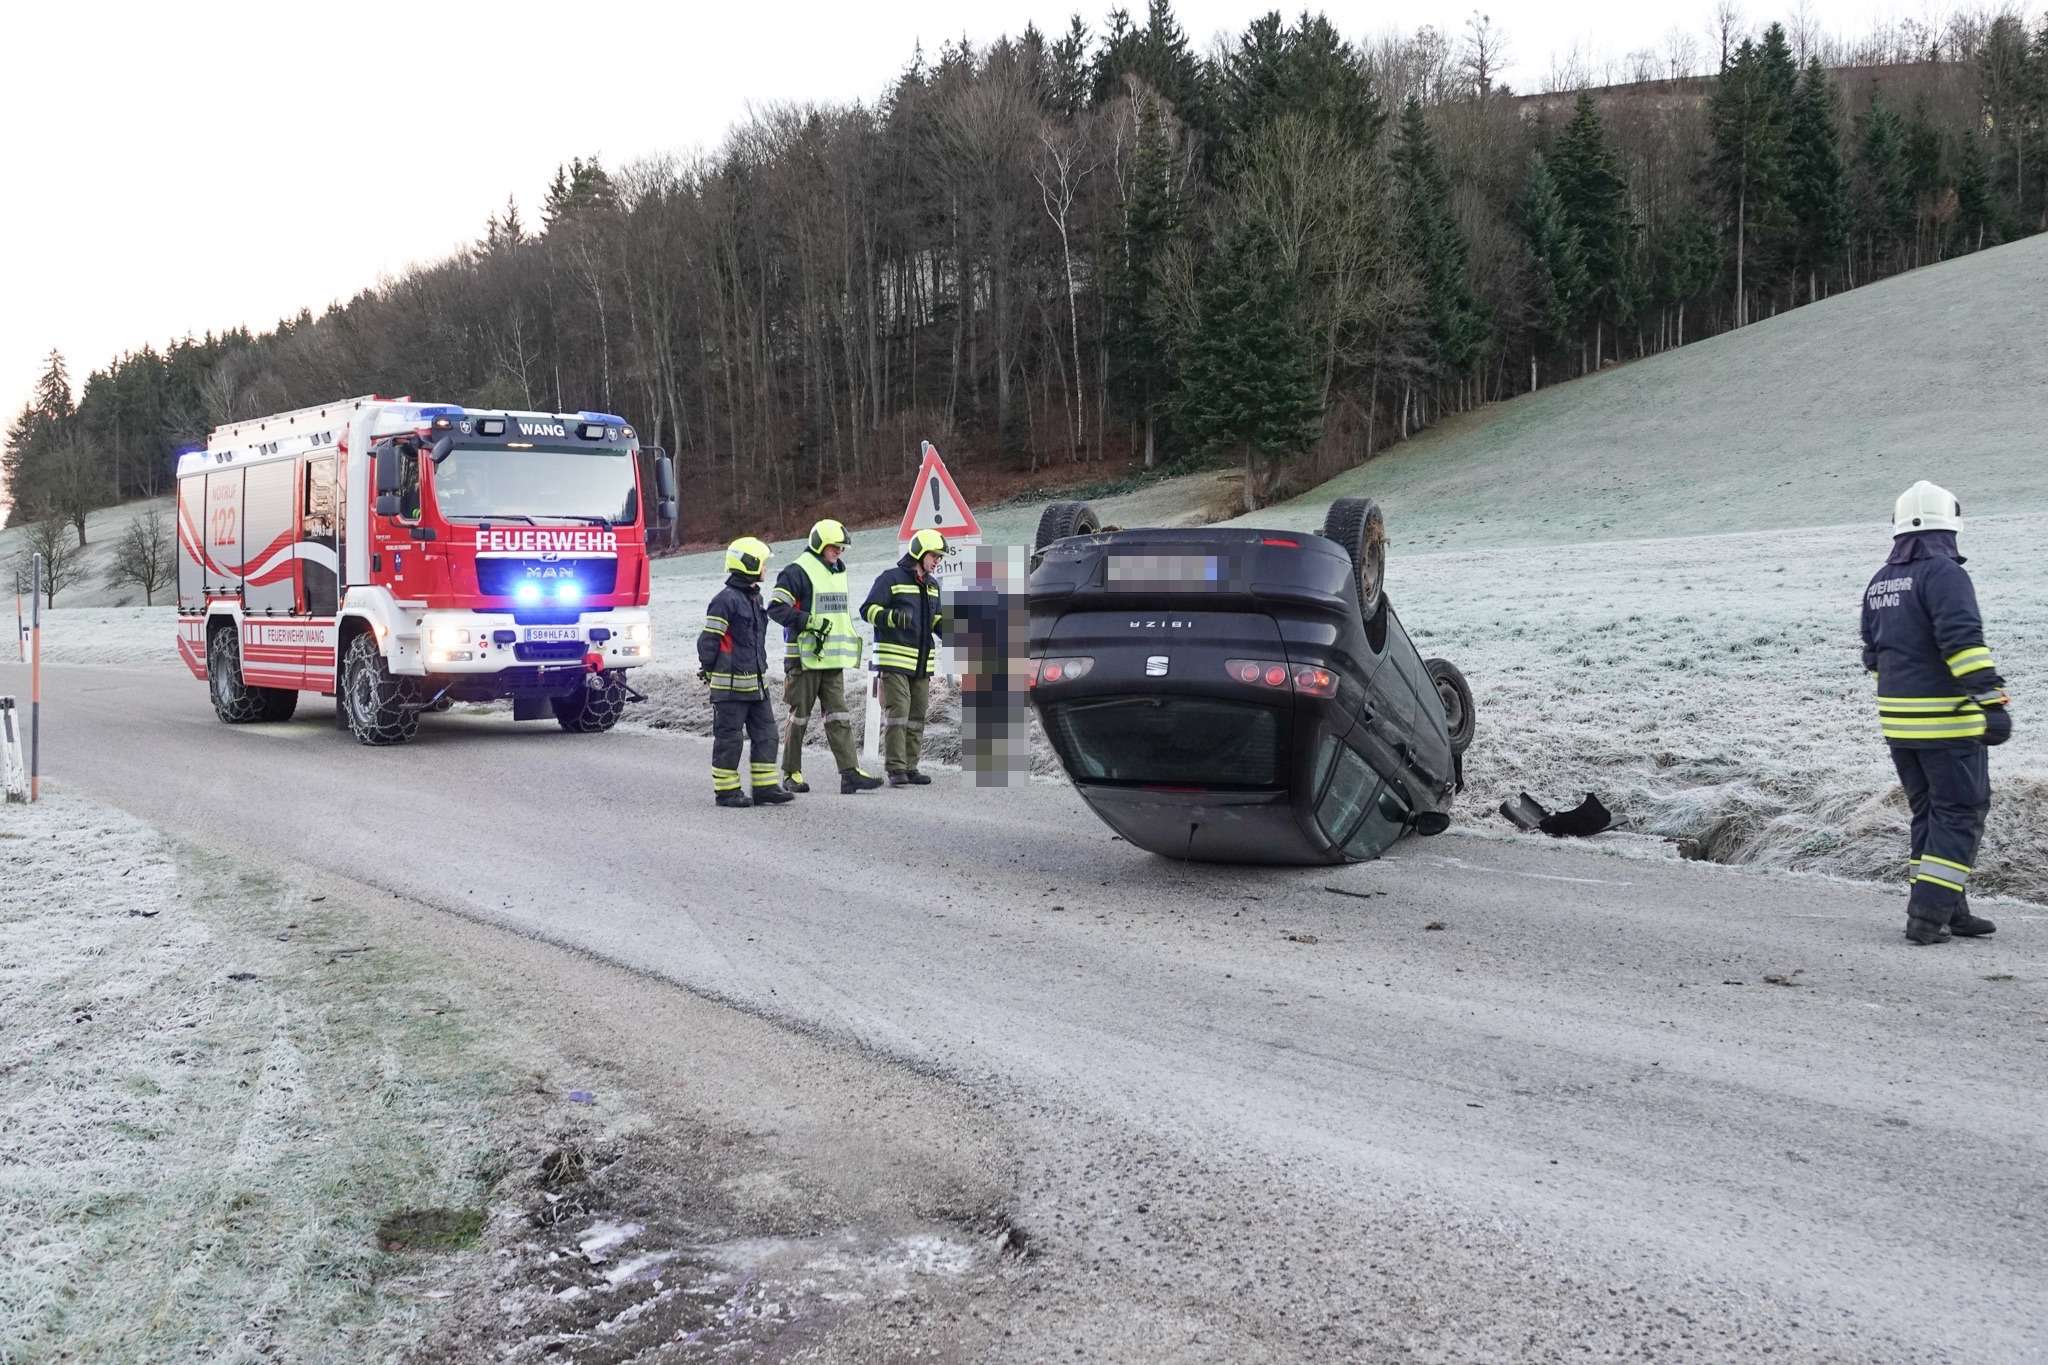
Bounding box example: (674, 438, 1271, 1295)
(767, 518, 882, 795)
(1861, 481, 2011, 944)
(862, 529, 948, 785)
(699, 536, 793, 808)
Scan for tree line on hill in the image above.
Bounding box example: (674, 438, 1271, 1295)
(6, 2, 2046, 543)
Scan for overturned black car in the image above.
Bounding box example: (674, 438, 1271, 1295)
(1026, 497, 1474, 864)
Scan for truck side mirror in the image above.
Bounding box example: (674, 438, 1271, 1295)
(430, 435, 455, 465)
(653, 451, 676, 502)
(375, 443, 406, 497)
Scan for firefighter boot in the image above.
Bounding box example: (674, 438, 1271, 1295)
(1905, 916, 1952, 946)
(904, 770, 933, 785)
(783, 770, 811, 794)
(1948, 899, 1997, 937)
(888, 771, 912, 787)
(840, 767, 883, 794)
(752, 786, 795, 807)
(715, 792, 754, 810)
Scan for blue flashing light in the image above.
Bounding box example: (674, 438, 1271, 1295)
(417, 405, 463, 422)
(515, 582, 543, 606)
(576, 410, 627, 426)
(556, 582, 583, 605)
(173, 442, 205, 457)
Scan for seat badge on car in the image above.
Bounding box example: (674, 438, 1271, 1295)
(1146, 655, 1169, 676)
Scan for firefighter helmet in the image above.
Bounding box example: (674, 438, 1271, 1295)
(808, 518, 851, 555)
(1894, 480, 1963, 536)
(725, 536, 773, 579)
(909, 529, 947, 560)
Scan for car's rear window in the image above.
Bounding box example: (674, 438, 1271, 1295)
(1048, 697, 1285, 787)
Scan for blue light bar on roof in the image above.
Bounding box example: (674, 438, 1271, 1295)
(416, 405, 463, 423)
(577, 411, 626, 425)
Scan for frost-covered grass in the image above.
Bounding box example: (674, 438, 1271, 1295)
(1400, 512, 2046, 900)
(0, 496, 177, 611)
(0, 794, 511, 1360)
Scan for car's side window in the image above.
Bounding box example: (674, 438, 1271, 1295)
(1317, 745, 1375, 843)
(1346, 780, 1411, 859)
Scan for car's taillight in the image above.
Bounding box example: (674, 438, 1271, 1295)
(1225, 659, 1337, 697)
(1261, 537, 1299, 548)
(1292, 666, 1337, 698)
(1034, 656, 1094, 686)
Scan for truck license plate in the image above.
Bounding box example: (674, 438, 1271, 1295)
(525, 626, 581, 643)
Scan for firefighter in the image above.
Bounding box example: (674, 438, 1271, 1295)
(1861, 481, 2011, 944)
(699, 536, 794, 808)
(767, 518, 882, 795)
(862, 529, 947, 785)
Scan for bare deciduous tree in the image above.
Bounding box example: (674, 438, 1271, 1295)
(107, 506, 176, 605)
(16, 514, 85, 607)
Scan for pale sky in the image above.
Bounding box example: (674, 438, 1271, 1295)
(1, 0, 1922, 446)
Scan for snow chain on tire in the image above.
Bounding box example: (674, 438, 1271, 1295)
(552, 672, 629, 733)
(342, 631, 419, 746)
(208, 625, 288, 724)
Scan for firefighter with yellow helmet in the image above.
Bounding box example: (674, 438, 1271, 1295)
(767, 518, 883, 794)
(698, 536, 793, 808)
(862, 529, 948, 785)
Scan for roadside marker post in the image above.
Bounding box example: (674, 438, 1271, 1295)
(1, 698, 23, 803)
(863, 442, 983, 768)
(13, 568, 24, 662)
(29, 553, 41, 802)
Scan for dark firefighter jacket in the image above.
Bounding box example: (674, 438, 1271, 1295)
(699, 574, 773, 701)
(1861, 531, 2008, 746)
(862, 555, 944, 676)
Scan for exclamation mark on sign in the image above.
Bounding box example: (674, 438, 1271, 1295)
(929, 477, 942, 524)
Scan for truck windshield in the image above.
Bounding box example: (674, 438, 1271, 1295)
(432, 446, 638, 524)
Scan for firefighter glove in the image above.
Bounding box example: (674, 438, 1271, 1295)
(1983, 703, 2012, 747)
(697, 668, 710, 684)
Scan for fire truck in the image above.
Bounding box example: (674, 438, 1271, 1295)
(175, 395, 677, 744)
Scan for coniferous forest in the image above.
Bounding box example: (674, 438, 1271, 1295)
(7, 3, 2046, 541)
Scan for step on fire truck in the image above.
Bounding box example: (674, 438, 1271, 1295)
(176, 396, 677, 744)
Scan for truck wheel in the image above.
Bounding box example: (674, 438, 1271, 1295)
(259, 688, 300, 722)
(208, 626, 284, 724)
(1321, 498, 1386, 622)
(552, 672, 628, 733)
(341, 632, 419, 746)
(1032, 500, 1099, 570)
(1424, 657, 1476, 755)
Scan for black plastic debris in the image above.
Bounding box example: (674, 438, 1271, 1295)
(1498, 791, 1615, 838)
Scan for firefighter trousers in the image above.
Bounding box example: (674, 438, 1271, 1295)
(712, 697, 779, 794)
(1890, 742, 1990, 925)
(880, 672, 930, 774)
(781, 665, 858, 776)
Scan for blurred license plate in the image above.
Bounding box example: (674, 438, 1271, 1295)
(525, 626, 581, 642)
(1107, 553, 1219, 587)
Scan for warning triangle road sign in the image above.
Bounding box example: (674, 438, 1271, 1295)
(896, 440, 982, 542)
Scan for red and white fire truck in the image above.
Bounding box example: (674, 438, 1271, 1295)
(176, 396, 676, 744)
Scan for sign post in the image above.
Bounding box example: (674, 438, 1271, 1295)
(13, 568, 24, 662)
(862, 442, 983, 768)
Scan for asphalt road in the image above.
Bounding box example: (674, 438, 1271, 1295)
(10, 660, 2047, 1362)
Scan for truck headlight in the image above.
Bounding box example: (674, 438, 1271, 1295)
(430, 626, 469, 647)
(629, 623, 651, 643)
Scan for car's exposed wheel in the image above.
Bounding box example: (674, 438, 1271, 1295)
(1321, 497, 1387, 622)
(1032, 500, 1100, 570)
(552, 671, 628, 733)
(208, 625, 288, 724)
(1425, 657, 1475, 755)
(341, 631, 419, 745)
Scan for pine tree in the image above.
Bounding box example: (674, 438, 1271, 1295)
(1784, 58, 1847, 301)
(1220, 12, 1381, 154)
(1047, 15, 1091, 116)
(1851, 97, 1912, 276)
(1708, 37, 1791, 325)
(33, 350, 73, 423)
(1105, 91, 1187, 468)
(1174, 221, 1322, 514)
(1393, 99, 1488, 397)
(1550, 94, 1632, 367)
(1956, 133, 1994, 251)
(1515, 153, 1587, 387)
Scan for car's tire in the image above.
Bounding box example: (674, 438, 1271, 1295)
(1032, 500, 1100, 569)
(259, 687, 300, 722)
(1425, 657, 1476, 756)
(208, 625, 288, 724)
(552, 672, 628, 733)
(341, 631, 419, 746)
(1321, 497, 1387, 622)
